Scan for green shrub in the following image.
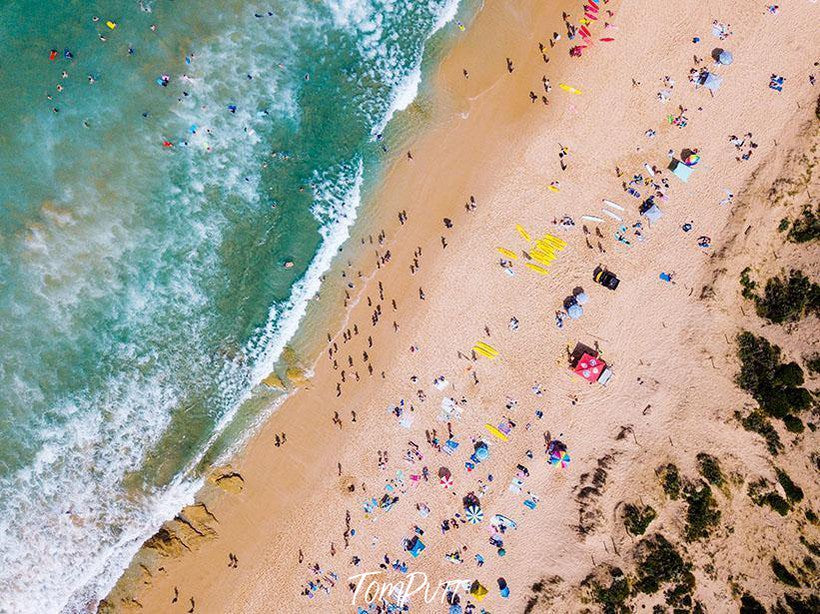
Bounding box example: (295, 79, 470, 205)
(784, 593, 820, 614)
(748, 478, 791, 515)
(805, 352, 820, 375)
(660, 464, 681, 500)
(754, 270, 820, 324)
(683, 482, 721, 541)
(806, 509, 817, 523)
(736, 332, 814, 418)
(760, 391, 792, 418)
(623, 503, 657, 536)
(783, 414, 805, 433)
(737, 332, 781, 399)
(740, 267, 758, 300)
(735, 409, 783, 455)
(776, 469, 804, 503)
(774, 362, 805, 387)
(786, 205, 820, 243)
(590, 567, 630, 614)
(634, 534, 694, 595)
(784, 387, 813, 412)
(771, 558, 800, 587)
(739, 593, 766, 614)
(696, 453, 725, 486)
(800, 536, 820, 556)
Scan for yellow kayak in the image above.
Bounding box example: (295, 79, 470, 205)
(516, 224, 531, 242)
(496, 247, 518, 259)
(559, 83, 582, 94)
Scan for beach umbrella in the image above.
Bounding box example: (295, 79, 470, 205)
(440, 475, 453, 489)
(567, 304, 584, 320)
(550, 449, 571, 467)
(700, 71, 723, 92)
(574, 291, 589, 305)
(718, 50, 733, 65)
(474, 443, 490, 462)
(465, 506, 484, 524)
(683, 152, 701, 166)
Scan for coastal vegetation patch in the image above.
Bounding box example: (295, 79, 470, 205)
(736, 332, 814, 420)
(622, 503, 657, 536)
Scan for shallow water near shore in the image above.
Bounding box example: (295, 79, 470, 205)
(0, 0, 467, 610)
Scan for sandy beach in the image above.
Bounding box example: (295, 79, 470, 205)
(102, 1, 819, 612)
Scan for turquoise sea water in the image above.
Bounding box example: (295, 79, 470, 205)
(0, 1, 463, 611)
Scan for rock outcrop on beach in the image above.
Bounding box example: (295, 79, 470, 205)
(209, 467, 245, 494)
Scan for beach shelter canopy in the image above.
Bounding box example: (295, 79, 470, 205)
(469, 580, 489, 601)
(699, 71, 723, 91)
(407, 536, 426, 557)
(670, 159, 695, 183)
(573, 353, 606, 382)
(641, 202, 664, 222)
(474, 443, 489, 461)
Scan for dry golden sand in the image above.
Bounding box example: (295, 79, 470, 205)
(103, 0, 819, 612)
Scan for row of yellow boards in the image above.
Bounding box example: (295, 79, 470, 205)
(496, 226, 568, 275)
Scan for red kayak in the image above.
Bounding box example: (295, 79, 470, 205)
(600, 37, 615, 42)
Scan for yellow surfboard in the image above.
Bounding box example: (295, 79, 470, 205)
(548, 185, 560, 193)
(475, 342, 498, 356)
(473, 346, 495, 358)
(559, 83, 582, 94)
(535, 242, 560, 255)
(496, 247, 518, 259)
(516, 224, 531, 242)
(525, 262, 549, 274)
(484, 423, 509, 441)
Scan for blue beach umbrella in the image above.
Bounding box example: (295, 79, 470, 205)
(466, 506, 484, 524)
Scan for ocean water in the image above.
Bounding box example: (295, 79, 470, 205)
(0, 0, 464, 611)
